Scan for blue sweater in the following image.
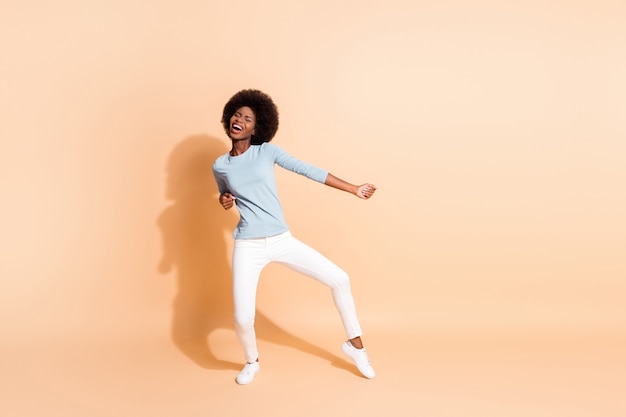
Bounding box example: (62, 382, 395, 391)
(212, 143, 328, 239)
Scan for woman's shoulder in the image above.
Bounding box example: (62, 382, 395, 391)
(212, 152, 230, 169)
(258, 142, 285, 155)
(259, 142, 278, 150)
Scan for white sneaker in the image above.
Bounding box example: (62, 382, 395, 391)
(342, 341, 376, 379)
(236, 361, 260, 385)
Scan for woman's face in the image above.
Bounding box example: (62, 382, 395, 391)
(229, 106, 256, 140)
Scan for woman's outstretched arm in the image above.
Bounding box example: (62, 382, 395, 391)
(324, 173, 377, 200)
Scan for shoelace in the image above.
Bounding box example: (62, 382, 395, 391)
(353, 349, 371, 366)
(242, 363, 257, 374)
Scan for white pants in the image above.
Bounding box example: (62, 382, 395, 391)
(232, 231, 363, 363)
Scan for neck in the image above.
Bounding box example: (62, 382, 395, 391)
(230, 138, 251, 156)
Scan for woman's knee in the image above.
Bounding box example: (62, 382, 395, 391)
(330, 269, 352, 291)
(234, 313, 255, 329)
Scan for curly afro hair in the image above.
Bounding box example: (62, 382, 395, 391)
(221, 89, 279, 144)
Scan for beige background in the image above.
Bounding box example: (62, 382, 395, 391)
(1, 0, 625, 416)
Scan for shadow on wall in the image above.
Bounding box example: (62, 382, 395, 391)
(157, 134, 354, 374)
(157, 134, 236, 369)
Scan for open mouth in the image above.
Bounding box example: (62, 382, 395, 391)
(232, 124, 243, 132)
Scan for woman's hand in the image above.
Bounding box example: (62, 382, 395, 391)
(219, 193, 237, 210)
(356, 183, 377, 200)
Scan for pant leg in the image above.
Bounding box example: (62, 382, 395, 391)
(232, 238, 269, 363)
(267, 232, 363, 339)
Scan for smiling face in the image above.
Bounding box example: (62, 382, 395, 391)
(229, 106, 256, 141)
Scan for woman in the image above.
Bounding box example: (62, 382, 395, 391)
(212, 89, 376, 384)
